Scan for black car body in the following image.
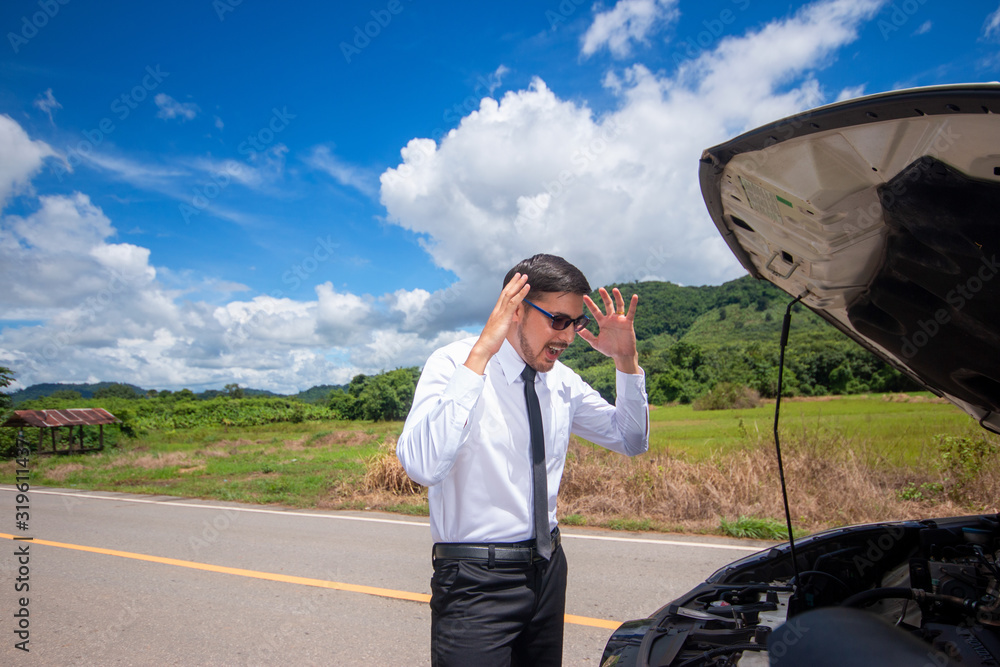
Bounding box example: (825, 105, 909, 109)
(601, 83, 1000, 666)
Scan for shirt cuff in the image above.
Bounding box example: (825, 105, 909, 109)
(615, 367, 647, 399)
(445, 363, 486, 411)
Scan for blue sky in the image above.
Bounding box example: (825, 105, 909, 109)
(2, 0, 999, 392)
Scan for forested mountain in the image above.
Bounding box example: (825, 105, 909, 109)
(7, 381, 346, 406)
(7, 382, 146, 404)
(561, 275, 914, 404)
(294, 384, 347, 404)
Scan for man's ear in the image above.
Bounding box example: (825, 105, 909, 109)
(511, 302, 524, 324)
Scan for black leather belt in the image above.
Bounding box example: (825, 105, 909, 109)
(433, 528, 561, 565)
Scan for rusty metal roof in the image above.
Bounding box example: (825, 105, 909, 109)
(3, 408, 120, 429)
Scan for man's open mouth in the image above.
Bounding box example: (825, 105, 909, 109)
(544, 345, 566, 361)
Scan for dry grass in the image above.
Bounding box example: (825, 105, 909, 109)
(277, 437, 309, 451)
(361, 433, 1000, 534)
(320, 437, 429, 514)
(881, 393, 949, 404)
(559, 434, 999, 533)
(45, 462, 85, 482)
(194, 449, 231, 458)
(363, 437, 420, 495)
(202, 438, 257, 449)
(107, 451, 192, 470)
(312, 431, 376, 448)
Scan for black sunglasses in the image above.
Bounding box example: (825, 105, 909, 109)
(523, 299, 590, 332)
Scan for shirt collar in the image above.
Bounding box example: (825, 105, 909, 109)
(496, 338, 532, 387)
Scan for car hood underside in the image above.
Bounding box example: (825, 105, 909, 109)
(699, 83, 1000, 431)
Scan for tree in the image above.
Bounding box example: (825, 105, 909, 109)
(94, 383, 140, 400)
(0, 366, 14, 412)
(49, 389, 83, 402)
(829, 362, 855, 395)
(347, 374, 369, 397)
(224, 383, 244, 399)
(357, 368, 418, 421)
(578, 363, 617, 404)
(328, 389, 359, 420)
(328, 368, 420, 421)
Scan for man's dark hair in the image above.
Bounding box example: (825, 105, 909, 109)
(503, 254, 591, 298)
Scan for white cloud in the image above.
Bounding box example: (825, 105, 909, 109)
(986, 5, 1000, 39)
(0, 185, 192, 391)
(486, 65, 510, 94)
(304, 145, 378, 196)
(836, 84, 867, 101)
(387, 288, 431, 329)
(154, 93, 200, 121)
(214, 295, 319, 346)
(33, 89, 62, 124)
(381, 0, 885, 302)
(0, 0, 895, 392)
(0, 192, 163, 319)
(913, 20, 932, 35)
(315, 282, 376, 343)
(357, 329, 470, 371)
(0, 114, 56, 210)
(0, 174, 381, 391)
(10, 192, 114, 255)
(90, 242, 156, 281)
(188, 151, 286, 190)
(79, 151, 189, 187)
(582, 0, 680, 58)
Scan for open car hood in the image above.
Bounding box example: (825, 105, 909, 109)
(699, 83, 1000, 432)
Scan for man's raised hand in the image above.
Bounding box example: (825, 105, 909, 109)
(578, 287, 640, 374)
(464, 273, 530, 375)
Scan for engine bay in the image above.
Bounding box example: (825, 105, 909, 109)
(601, 515, 1000, 666)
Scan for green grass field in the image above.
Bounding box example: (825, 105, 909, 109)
(2, 393, 991, 534)
(2, 420, 399, 509)
(648, 393, 976, 464)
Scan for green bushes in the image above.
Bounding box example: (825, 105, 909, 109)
(692, 383, 761, 411)
(13, 394, 334, 437)
(329, 367, 419, 421)
(0, 429, 19, 459)
(935, 434, 998, 501)
(719, 516, 806, 540)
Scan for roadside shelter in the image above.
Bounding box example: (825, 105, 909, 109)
(2, 408, 120, 455)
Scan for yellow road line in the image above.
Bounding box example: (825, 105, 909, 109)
(0, 534, 622, 630)
(565, 614, 621, 630)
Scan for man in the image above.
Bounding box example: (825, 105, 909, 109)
(396, 254, 649, 666)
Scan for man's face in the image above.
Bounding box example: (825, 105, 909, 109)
(509, 291, 584, 373)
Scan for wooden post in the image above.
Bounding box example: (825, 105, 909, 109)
(51, 427, 56, 454)
(99, 424, 104, 451)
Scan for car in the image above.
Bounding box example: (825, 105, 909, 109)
(600, 83, 1000, 667)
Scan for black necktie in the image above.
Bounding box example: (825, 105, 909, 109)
(521, 365, 552, 560)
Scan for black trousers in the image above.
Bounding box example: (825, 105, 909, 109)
(430, 545, 567, 667)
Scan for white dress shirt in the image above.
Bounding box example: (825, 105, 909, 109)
(396, 336, 649, 544)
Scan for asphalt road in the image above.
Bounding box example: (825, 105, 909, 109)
(0, 486, 775, 665)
